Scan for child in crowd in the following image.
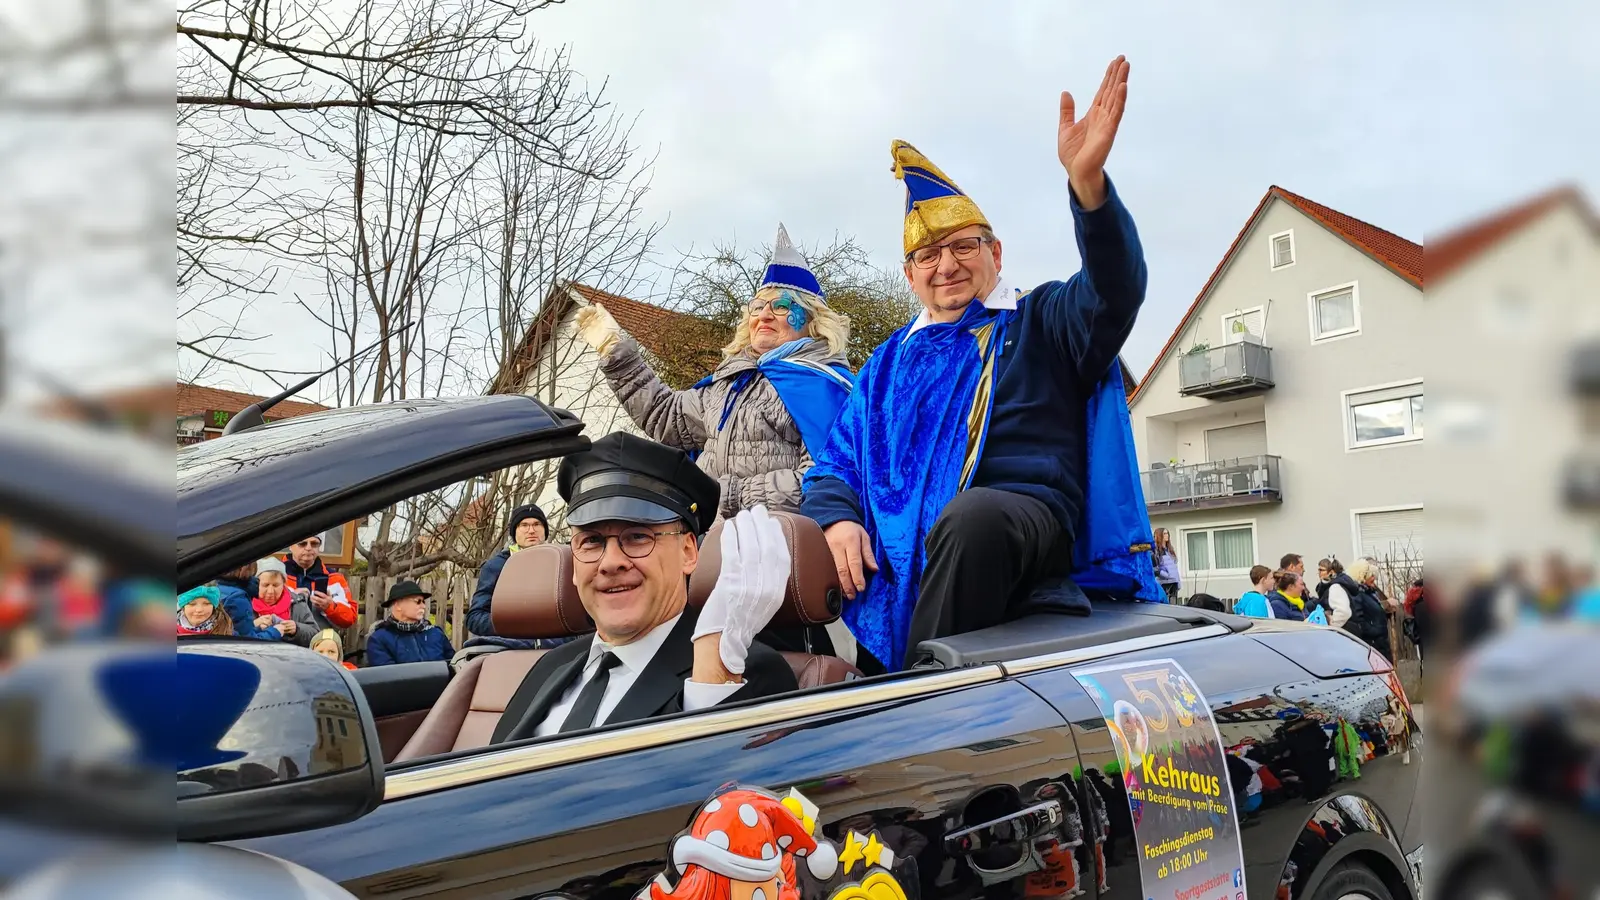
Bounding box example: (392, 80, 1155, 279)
(310, 628, 359, 670)
(177, 585, 234, 636)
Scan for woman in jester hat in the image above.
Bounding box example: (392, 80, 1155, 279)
(576, 223, 854, 521)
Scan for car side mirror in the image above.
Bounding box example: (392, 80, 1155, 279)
(177, 639, 385, 842)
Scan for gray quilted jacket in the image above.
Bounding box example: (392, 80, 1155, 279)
(599, 336, 851, 518)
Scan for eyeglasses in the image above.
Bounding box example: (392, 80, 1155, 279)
(908, 236, 991, 269)
(747, 295, 799, 317)
(572, 527, 690, 563)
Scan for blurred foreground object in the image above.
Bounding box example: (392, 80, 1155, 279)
(1, 843, 356, 899)
(1433, 622, 1600, 898)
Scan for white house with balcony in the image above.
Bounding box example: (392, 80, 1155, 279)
(1128, 186, 1425, 599)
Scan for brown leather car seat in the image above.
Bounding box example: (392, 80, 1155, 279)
(392, 543, 592, 762)
(688, 511, 862, 689)
(394, 511, 858, 762)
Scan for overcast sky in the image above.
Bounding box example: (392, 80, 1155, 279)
(181, 0, 1598, 399)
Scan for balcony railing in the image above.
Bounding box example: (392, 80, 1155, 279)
(1142, 455, 1283, 512)
(1178, 341, 1275, 398)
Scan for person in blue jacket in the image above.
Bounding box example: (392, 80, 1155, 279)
(366, 580, 454, 666)
(213, 561, 293, 641)
(1265, 571, 1306, 622)
(801, 57, 1159, 671)
(464, 503, 570, 651)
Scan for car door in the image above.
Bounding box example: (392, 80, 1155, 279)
(237, 668, 1086, 900)
(1019, 630, 1419, 900)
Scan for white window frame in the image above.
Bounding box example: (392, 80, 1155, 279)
(1308, 281, 1362, 343)
(1342, 378, 1424, 451)
(1221, 304, 1266, 345)
(1177, 519, 1259, 578)
(1268, 229, 1296, 270)
(1349, 503, 1424, 565)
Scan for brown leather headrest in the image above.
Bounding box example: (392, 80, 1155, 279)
(687, 512, 842, 628)
(490, 543, 594, 639)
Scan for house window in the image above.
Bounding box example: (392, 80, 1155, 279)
(1222, 306, 1265, 344)
(1180, 523, 1256, 575)
(1269, 230, 1295, 269)
(1345, 381, 1424, 449)
(1309, 283, 1360, 342)
(1354, 506, 1424, 567)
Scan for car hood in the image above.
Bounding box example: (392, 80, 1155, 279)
(177, 396, 585, 588)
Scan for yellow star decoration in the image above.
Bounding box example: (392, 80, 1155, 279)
(861, 833, 886, 870)
(838, 831, 867, 875)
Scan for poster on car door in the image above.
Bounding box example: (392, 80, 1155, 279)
(1072, 658, 1248, 900)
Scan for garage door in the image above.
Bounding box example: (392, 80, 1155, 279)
(1356, 507, 1424, 562)
(1205, 422, 1268, 462)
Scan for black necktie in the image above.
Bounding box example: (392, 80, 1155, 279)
(559, 651, 621, 733)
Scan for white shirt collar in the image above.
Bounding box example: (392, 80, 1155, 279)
(905, 277, 1019, 339)
(588, 611, 681, 675)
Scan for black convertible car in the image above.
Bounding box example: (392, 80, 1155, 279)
(170, 396, 1423, 900)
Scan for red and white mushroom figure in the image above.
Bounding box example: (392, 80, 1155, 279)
(654, 790, 839, 900)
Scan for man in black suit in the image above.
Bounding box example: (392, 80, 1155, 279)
(493, 433, 799, 744)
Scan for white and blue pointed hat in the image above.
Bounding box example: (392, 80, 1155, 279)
(758, 224, 826, 302)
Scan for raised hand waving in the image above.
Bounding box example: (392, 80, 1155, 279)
(1057, 55, 1130, 210)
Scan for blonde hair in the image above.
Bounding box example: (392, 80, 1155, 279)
(258, 570, 285, 584)
(311, 628, 343, 654)
(1347, 557, 1380, 585)
(722, 286, 850, 359)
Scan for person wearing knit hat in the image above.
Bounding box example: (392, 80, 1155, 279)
(177, 585, 233, 636)
(573, 224, 855, 522)
(802, 56, 1163, 672)
(310, 627, 359, 670)
(464, 502, 571, 652)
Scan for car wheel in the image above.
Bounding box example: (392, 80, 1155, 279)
(1310, 862, 1395, 900)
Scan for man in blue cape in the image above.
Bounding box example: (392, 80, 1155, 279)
(801, 57, 1162, 672)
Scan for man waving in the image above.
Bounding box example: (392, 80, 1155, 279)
(802, 57, 1159, 671)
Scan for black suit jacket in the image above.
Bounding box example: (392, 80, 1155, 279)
(492, 605, 799, 744)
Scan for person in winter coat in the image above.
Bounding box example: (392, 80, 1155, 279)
(463, 503, 569, 651)
(310, 628, 359, 670)
(1152, 528, 1181, 601)
(1233, 565, 1277, 618)
(282, 536, 357, 647)
(1265, 571, 1306, 622)
(253, 566, 293, 620)
(365, 581, 454, 666)
(575, 224, 854, 520)
(176, 585, 234, 636)
(1320, 558, 1358, 629)
(214, 562, 294, 641)
(1345, 558, 1393, 661)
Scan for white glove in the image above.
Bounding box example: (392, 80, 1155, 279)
(575, 304, 622, 357)
(692, 506, 791, 675)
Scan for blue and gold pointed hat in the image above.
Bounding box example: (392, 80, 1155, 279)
(891, 139, 990, 256)
(758, 223, 825, 302)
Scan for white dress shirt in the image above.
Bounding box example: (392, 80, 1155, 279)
(534, 613, 743, 736)
(904, 277, 1019, 339)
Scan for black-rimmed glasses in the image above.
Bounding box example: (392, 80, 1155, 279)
(571, 527, 690, 563)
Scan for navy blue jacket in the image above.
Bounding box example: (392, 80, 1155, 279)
(803, 177, 1146, 540)
(214, 576, 287, 641)
(466, 548, 512, 638)
(465, 547, 571, 651)
(365, 619, 454, 666)
(1266, 591, 1305, 622)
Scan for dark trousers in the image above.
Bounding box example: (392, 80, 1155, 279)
(903, 487, 1068, 669)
